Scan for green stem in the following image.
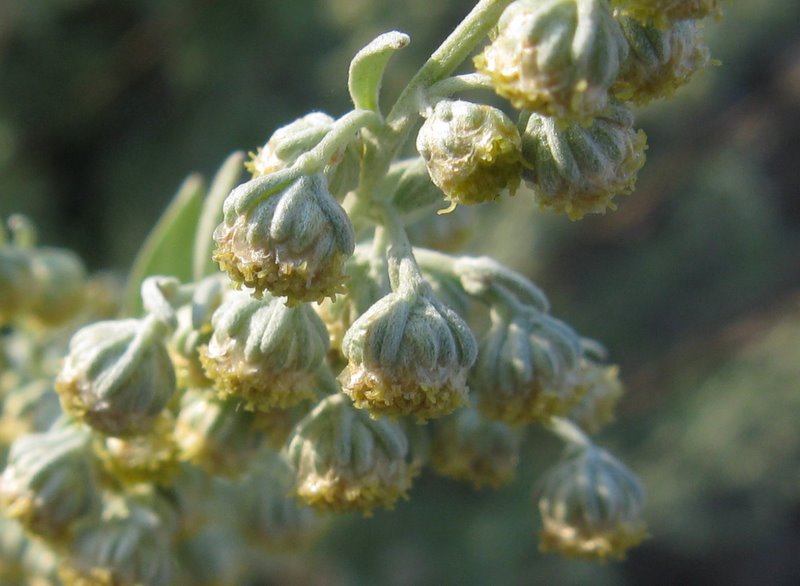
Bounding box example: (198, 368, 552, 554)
(414, 248, 458, 275)
(295, 109, 382, 175)
(350, 0, 510, 222)
(369, 225, 391, 290)
(547, 416, 593, 449)
(427, 73, 495, 99)
(382, 0, 512, 154)
(381, 206, 425, 293)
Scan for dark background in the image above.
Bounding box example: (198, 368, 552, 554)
(3, 1, 800, 584)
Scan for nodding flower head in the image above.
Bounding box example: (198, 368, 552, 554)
(55, 318, 176, 437)
(285, 394, 416, 514)
(520, 101, 647, 220)
(566, 343, 625, 434)
(339, 267, 477, 421)
(475, 0, 628, 120)
(474, 309, 584, 425)
(537, 444, 647, 560)
(60, 495, 175, 586)
(613, 12, 710, 105)
(0, 424, 99, 541)
(199, 291, 328, 412)
(430, 406, 522, 490)
(213, 173, 355, 304)
(416, 100, 522, 209)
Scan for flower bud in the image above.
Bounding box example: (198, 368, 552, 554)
(199, 291, 328, 411)
(520, 101, 647, 219)
(213, 174, 356, 304)
(611, 0, 720, 24)
(0, 379, 62, 444)
(246, 112, 360, 196)
(567, 353, 624, 434)
(0, 247, 35, 326)
(613, 12, 710, 105)
(285, 394, 415, 514)
(0, 515, 61, 584)
(416, 100, 521, 209)
(474, 310, 583, 425)
(174, 389, 265, 478)
(55, 317, 176, 437)
(430, 407, 521, 489)
(475, 0, 629, 120)
(26, 247, 87, 327)
(0, 424, 99, 540)
(60, 495, 174, 586)
(537, 444, 647, 560)
(93, 412, 179, 486)
(340, 281, 477, 421)
(240, 452, 325, 551)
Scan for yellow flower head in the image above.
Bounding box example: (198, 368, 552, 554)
(475, 311, 584, 425)
(213, 173, 355, 305)
(521, 101, 647, 220)
(199, 291, 327, 412)
(613, 11, 711, 105)
(475, 0, 628, 120)
(340, 284, 477, 421)
(286, 395, 416, 514)
(538, 445, 648, 560)
(416, 100, 522, 209)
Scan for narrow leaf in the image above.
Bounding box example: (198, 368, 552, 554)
(122, 174, 205, 317)
(192, 151, 246, 281)
(348, 31, 410, 113)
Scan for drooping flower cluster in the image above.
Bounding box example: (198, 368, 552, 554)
(0, 0, 724, 579)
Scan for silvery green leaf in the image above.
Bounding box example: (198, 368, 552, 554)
(348, 31, 410, 113)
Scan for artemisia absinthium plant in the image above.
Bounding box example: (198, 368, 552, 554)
(0, 0, 718, 582)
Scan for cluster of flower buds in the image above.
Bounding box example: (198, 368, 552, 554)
(0, 0, 724, 579)
(448, 0, 712, 219)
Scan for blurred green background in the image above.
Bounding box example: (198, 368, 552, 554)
(2, 1, 800, 584)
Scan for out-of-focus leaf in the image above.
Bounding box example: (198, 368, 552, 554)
(122, 174, 205, 316)
(192, 151, 245, 281)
